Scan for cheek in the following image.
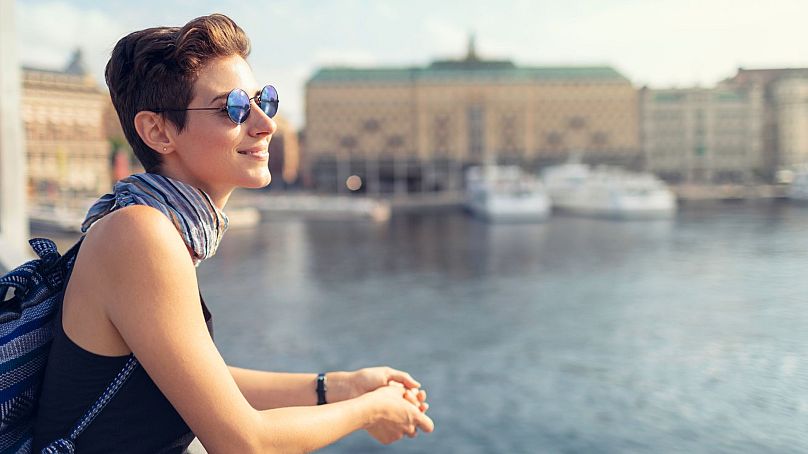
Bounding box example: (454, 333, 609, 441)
(184, 121, 241, 153)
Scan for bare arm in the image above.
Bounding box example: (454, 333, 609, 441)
(228, 366, 427, 411)
(228, 367, 331, 409)
(85, 206, 433, 453)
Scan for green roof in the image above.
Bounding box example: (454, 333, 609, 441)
(714, 91, 747, 102)
(653, 92, 686, 102)
(308, 67, 420, 83)
(308, 64, 629, 85)
(651, 89, 750, 103)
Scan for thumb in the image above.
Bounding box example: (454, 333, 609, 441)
(387, 381, 405, 389)
(387, 369, 421, 389)
(415, 410, 435, 433)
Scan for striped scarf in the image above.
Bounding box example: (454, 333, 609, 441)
(81, 173, 229, 266)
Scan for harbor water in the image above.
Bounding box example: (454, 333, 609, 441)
(39, 202, 808, 453)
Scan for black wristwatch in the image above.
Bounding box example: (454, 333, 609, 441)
(316, 373, 328, 405)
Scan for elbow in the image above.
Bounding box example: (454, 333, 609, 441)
(202, 414, 310, 454)
(198, 413, 282, 454)
(204, 433, 289, 454)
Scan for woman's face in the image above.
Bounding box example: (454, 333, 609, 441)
(166, 54, 276, 204)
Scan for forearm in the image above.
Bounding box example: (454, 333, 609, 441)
(253, 399, 373, 454)
(201, 396, 375, 454)
(229, 366, 353, 410)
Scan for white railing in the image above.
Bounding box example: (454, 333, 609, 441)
(0, 0, 30, 271)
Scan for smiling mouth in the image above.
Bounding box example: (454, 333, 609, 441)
(238, 149, 269, 158)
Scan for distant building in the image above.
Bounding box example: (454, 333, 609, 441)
(304, 38, 640, 194)
(772, 77, 808, 171)
(725, 68, 808, 177)
(22, 49, 111, 205)
(640, 85, 765, 183)
(267, 114, 301, 189)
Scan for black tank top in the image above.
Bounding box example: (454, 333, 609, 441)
(32, 292, 214, 453)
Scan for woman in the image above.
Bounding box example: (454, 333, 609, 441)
(32, 13, 433, 453)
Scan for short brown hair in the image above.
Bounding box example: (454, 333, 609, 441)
(105, 14, 250, 172)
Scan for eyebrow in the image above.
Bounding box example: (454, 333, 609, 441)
(209, 88, 263, 105)
(209, 91, 230, 105)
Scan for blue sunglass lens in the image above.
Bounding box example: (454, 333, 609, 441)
(227, 89, 250, 124)
(260, 85, 279, 118)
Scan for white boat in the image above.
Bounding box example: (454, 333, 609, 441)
(28, 199, 96, 233)
(786, 167, 808, 201)
(464, 165, 552, 222)
(541, 163, 676, 219)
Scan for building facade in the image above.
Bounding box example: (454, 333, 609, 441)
(772, 77, 808, 170)
(724, 68, 808, 178)
(22, 50, 110, 208)
(304, 42, 640, 194)
(640, 86, 765, 183)
(267, 114, 301, 189)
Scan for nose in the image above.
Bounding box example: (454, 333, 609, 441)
(247, 100, 278, 137)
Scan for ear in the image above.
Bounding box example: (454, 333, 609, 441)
(134, 111, 174, 155)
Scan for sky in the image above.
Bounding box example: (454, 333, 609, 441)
(13, 0, 808, 129)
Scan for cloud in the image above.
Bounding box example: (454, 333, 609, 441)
(504, 0, 808, 86)
(372, 1, 398, 20)
(16, 1, 126, 84)
(311, 49, 378, 67)
(421, 16, 468, 59)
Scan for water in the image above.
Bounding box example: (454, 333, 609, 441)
(38, 203, 808, 453)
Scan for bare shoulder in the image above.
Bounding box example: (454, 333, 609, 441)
(82, 205, 191, 268)
(79, 204, 198, 314)
(63, 205, 198, 355)
(76, 206, 191, 295)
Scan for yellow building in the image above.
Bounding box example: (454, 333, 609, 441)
(267, 114, 301, 189)
(304, 40, 639, 194)
(22, 49, 110, 208)
(726, 67, 808, 179)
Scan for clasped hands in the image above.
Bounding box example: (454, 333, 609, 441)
(327, 366, 434, 444)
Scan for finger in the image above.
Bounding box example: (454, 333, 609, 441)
(387, 380, 405, 389)
(403, 389, 420, 406)
(387, 369, 421, 388)
(415, 411, 435, 433)
(420, 402, 430, 413)
(407, 428, 418, 438)
(417, 389, 427, 402)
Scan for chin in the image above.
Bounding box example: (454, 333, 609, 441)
(240, 171, 272, 189)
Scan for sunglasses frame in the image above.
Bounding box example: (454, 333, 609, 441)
(152, 84, 279, 124)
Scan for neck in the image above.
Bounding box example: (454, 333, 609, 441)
(202, 189, 232, 211)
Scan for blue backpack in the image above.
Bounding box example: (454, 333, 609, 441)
(0, 238, 138, 453)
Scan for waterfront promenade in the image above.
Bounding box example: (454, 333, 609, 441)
(230, 183, 788, 219)
(17, 182, 792, 237)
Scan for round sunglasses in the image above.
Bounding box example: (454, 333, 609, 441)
(153, 85, 279, 124)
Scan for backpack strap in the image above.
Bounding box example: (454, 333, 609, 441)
(40, 356, 140, 454)
(41, 236, 139, 453)
(0, 238, 85, 303)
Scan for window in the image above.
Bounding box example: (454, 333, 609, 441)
(363, 118, 380, 133)
(591, 132, 608, 147)
(568, 116, 586, 130)
(546, 131, 563, 146)
(467, 106, 485, 160)
(340, 136, 357, 149)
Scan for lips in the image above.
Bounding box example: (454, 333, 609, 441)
(238, 147, 269, 158)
